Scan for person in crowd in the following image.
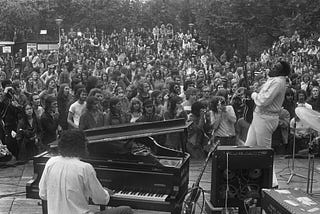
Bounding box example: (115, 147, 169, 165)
(115, 86, 130, 113)
(181, 87, 198, 115)
(164, 96, 187, 149)
(30, 71, 44, 93)
(79, 96, 106, 130)
(39, 130, 133, 214)
(209, 96, 237, 145)
(16, 103, 41, 163)
(57, 84, 72, 130)
(282, 88, 296, 119)
(186, 101, 208, 159)
(151, 90, 165, 118)
(88, 88, 104, 111)
(306, 86, 320, 111)
(271, 107, 290, 154)
(290, 114, 313, 155)
(67, 88, 87, 129)
(40, 64, 58, 84)
(128, 97, 142, 123)
(39, 77, 58, 107)
(296, 89, 312, 109)
(105, 97, 128, 125)
(136, 99, 162, 123)
(11, 80, 28, 106)
(0, 80, 23, 161)
(40, 96, 60, 150)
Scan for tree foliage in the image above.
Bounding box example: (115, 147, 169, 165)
(0, 0, 319, 57)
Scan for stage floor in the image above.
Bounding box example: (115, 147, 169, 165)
(0, 155, 320, 214)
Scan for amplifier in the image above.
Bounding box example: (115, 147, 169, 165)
(211, 146, 274, 213)
(261, 189, 320, 214)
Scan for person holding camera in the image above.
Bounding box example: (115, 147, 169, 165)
(209, 96, 237, 146)
(0, 80, 23, 161)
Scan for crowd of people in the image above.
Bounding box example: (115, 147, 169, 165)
(0, 24, 320, 164)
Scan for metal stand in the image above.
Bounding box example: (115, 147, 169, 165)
(281, 120, 307, 184)
(307, 137, 316, 194)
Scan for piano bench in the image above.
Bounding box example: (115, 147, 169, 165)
(39, 200, 107, 214)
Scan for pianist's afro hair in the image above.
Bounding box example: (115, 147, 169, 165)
(58, 130, 87, 157)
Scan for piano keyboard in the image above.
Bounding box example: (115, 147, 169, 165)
(109, 188, 169, 202)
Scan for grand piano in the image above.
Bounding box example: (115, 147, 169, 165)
(26, 119, 191, 214)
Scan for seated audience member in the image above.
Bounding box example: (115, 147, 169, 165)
(39, 130, 133, 214)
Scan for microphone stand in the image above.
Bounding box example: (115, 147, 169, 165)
(307, 134, 316, 194)
(281, 108, 307, 184)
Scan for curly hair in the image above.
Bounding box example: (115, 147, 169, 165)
(58, 130, 87, 157)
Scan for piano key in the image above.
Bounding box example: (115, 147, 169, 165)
(110, 189, 168, 202)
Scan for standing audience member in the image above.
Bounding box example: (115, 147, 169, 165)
(67, 88, 87, 129)
(164, 96, 187, 149)
(0, 81, 23, 161)
(136, 99, 162, 122)
(40, 96, 60, 150)
(57, 84, 72, 130)
(17, 103, 41, 163)
(105, 97, 128, 125)
(128, 98, 142, 123)
(79, 96, 106, 130)
(209, 96, 237, 145)
(186, 102, 208, 159)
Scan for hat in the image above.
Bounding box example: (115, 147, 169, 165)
(143, 99, 153, 107)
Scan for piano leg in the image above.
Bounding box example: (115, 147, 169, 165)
(41, 200, 48, 214)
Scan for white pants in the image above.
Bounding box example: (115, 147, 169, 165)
(245, 112, 279, 187)
(245, 112, 279, 147)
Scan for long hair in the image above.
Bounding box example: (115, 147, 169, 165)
(57, 83, 70, 100)
(44, 95, 57, 113)
(129, 97, 142, 113)
(210, 96, 225, 113)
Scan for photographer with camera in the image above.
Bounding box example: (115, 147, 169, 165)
(209, 96, 237, 146)
(0, 80, 23, 162)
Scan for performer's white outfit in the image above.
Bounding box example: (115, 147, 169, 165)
(245, 76, 287, 187)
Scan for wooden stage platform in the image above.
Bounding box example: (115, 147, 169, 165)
(0, 155, 320, 214)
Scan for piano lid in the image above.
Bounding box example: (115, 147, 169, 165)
(85, 119, 191, 143)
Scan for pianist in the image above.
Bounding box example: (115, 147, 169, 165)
(39, 130, 133, 214)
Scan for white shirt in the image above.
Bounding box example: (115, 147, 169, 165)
(69, 101, 86, 128)
(39, 156, 109, 214)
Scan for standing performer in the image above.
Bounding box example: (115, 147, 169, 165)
(245, 60, 291, 188)
(245, 60, 291, 147)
